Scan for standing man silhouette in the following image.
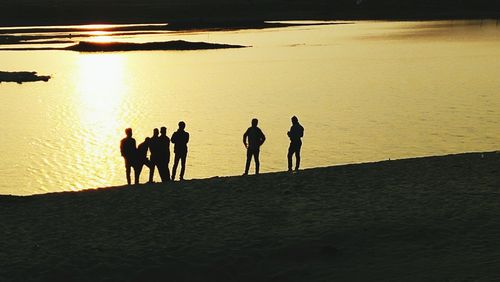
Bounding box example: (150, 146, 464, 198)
(243, 118, 266, 175)
(120, 128, 136, 185)
(158, 126, 171, 183)
(135, 137, 152, 184)
(149, 128, 160, 183)
(171, 121, 190, 181)
(287, 116, 304, 172)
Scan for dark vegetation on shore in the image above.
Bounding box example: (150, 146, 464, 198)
(0, 71, 51, 84)
(0, 0, 499, 27)
(0, 152, 499, 281)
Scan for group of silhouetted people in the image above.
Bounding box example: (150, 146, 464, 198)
(120, 122, 190, 185)
(120, 116, 303, 185)
(242, 116, 304, 175)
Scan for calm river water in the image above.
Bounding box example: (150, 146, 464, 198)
(0, 21, 499, 195)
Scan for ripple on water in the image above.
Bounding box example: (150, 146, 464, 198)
(2, 21, 500, 195)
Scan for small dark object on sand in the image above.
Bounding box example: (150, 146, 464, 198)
(0, 71, 51, 84)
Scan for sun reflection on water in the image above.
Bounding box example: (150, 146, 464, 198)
(75, 54, 129, 188)
(77, 54, 127, 121)
(86, 30, 114, 43)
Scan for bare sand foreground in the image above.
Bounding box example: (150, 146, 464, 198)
(0, 152, 499, 281)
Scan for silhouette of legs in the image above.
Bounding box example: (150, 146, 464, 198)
(254, 150, 260, 174)
(244, 149, 252, 175)
(150, 160, 162, 183)
(149, 164, 155, 183)
(134, 164, 142, 185)
(288, 143, 302, 171)
(144, 159, 152, 182)
(172, 155, 179, 180)
(179, 155, 186, 180)
(245, 148, 260, 175)
(166, 162, 171, 182)
(158, 164, 166, 182)
(125, 163, 132, 185)
(172, 153, 187, 181)
(134, 159, 151, 184)
(158, 160, 170, 183)
(295, 149, 301, 171)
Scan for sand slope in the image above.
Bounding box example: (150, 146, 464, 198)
(0, 152, 499, 281)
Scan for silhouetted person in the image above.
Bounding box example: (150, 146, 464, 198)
(287, 116, 304, 172)
(157, 126, 171, 183)
(171, 121, 190, 181)
(120, 128, 136, 185)
(149, 128, 160, 183)
(134, 137, 152, 184)
(243, 118, 266, 175)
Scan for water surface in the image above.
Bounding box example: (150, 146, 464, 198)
(0, 21, 499, 195)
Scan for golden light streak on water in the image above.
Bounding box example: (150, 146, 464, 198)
(74, 54, 129, 189)
(0, 21, 499, 195)
(85, 31, 115, 43)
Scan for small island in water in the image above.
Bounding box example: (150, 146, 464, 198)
(0, 40, 249, 52)
(0, 71, 51, 84)
(65, 40, 248, 52)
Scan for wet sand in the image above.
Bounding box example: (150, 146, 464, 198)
(1, 151, 499, 281)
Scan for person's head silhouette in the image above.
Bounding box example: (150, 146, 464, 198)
(125, 128, 132, 137)
(145, 137, 151, 144)
(160, 126, 167, 136)
(251, 118, 258, 127)
(178, 121, 186, 131)
(153, 128, 159, 137)
(291, 116, 299, 125)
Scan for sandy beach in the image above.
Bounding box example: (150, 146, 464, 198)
(0, 151, 499, 281)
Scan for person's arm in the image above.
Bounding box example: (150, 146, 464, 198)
(166, 138, 171, 157)
(186, 132, 190, 144)
(120, 140, 125, 157)
(131, 139, 137, 158)
(260, 130, 266, 145)
(243, 129, 248, 148)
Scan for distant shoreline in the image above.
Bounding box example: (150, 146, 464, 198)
(0, 15, 498, 28)
(0, 3, 499, 28)
(0, 21, 340, 51)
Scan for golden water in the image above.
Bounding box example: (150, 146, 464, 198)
(0, 21, 499, 195)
